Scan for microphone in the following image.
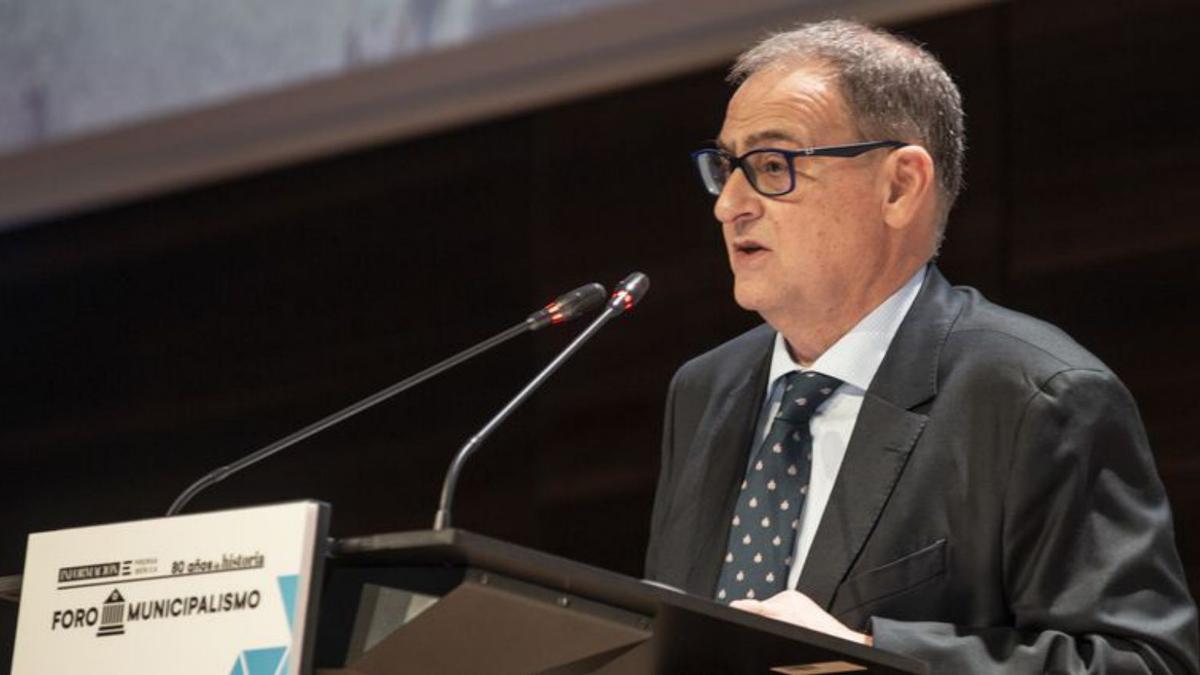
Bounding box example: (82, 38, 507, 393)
(527, 283, 607, 330)
(433, 272, 649, 530)
(166, 282, 607, 516)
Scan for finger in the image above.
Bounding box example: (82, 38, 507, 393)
(729, 599, 765, 613)
(762, 590, 808, 606)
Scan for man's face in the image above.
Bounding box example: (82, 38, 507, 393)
(715, 65, 894, 328)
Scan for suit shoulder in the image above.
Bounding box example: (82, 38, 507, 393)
(673, 323, 774, 391)
(943, 285, 1110, 382)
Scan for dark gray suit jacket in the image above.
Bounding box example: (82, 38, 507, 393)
(645, 267, 1199, 673)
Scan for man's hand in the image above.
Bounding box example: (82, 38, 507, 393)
(731, 590, 872, 646)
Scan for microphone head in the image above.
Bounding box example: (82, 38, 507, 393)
(608, 272, 650, 314)
(527, 282, 607, 330)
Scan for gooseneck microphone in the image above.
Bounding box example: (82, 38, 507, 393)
(434, 272, 650, 530)
(166, 282, 607, 516)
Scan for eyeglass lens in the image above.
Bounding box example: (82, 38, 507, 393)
(743, 151, 792, 195)
(696, 152, 727, 195)
(696, 150, 793, 196)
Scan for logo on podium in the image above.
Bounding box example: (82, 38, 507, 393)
(97, 589, 126, 637)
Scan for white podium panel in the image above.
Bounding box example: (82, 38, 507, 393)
(12, 501, 329, 675)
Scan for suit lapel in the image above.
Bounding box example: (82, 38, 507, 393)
(795, 266, 963, 609)
(684, 337, 772, 596)
(794, 395, 928, 608)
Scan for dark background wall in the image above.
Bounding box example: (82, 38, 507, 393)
(3, 1, 1198, 667)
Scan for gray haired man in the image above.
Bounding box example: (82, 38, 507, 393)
(646, 20, 1198, 673)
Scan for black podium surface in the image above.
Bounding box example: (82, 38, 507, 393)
(316, 529, 927, 675)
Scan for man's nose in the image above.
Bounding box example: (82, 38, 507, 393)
(713, 168, 762, 227)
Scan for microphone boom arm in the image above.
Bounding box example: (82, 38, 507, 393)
(165, 282, 607, 517)
(167, 319, 532, 517)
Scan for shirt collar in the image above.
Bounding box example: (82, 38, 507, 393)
(767, 266, 927, 392)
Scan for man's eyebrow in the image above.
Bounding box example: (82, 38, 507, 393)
(745, 129, 806, 148)
(714, 129, 807, 155)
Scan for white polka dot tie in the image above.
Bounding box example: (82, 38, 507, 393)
(715, 370, 842, 603)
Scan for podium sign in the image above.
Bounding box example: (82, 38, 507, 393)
(11, 501, 329, 675)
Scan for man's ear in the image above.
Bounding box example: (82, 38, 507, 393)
(881, 145, 936, 230)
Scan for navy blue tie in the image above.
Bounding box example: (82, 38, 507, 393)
(716, 370, 842, 603)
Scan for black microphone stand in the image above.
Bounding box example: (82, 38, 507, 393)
(434, 272, 649, 530)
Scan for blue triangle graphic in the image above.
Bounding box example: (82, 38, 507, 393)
(228, 654, 246, 675)
(243, 646, 287, 675)
(277, 575, 299, 631)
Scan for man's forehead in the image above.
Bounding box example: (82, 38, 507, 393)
(717, 65, 848, 151)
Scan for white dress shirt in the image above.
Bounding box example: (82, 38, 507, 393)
(750, 268, 926, 590)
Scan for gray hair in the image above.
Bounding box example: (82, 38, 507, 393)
(730, 20, 965, 233)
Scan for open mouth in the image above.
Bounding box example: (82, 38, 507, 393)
(733, 240, 769, 256)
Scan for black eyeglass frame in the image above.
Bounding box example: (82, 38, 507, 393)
(690, 140, 907, 197)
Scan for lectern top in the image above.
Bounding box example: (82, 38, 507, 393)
(328, 528, 927, 674)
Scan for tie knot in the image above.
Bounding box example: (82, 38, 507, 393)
(776, 371, 842, 424)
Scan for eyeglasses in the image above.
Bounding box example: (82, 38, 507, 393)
(690, 140, 906, 197)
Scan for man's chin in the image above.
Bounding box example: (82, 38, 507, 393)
(732, 283, 772, 314)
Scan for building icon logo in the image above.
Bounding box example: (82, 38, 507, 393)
(97, 589, 126, 637)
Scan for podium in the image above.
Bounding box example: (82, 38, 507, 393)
(313, 528, 926, 674)
(3, 519, 927, 674)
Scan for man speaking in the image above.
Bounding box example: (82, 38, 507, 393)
(644, 19, 1199, 673)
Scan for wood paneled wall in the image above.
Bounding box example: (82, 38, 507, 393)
(3, 1, 1198, 666)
